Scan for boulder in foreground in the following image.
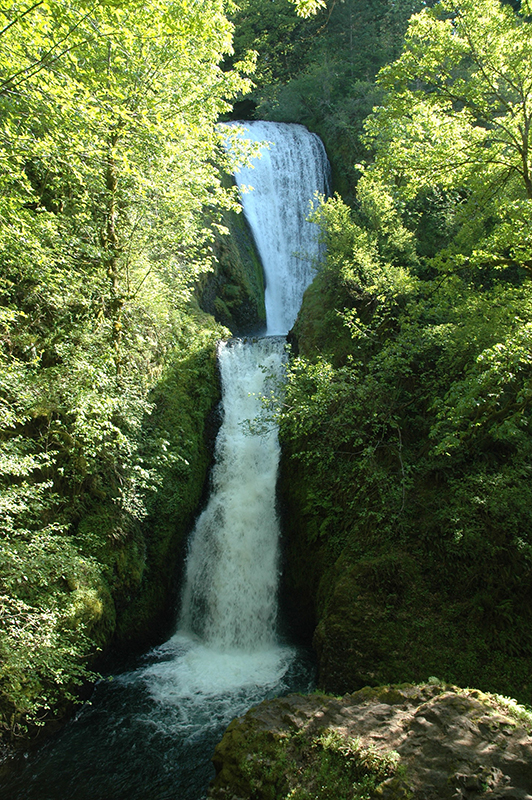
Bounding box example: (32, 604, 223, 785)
(208, 683, 532, 799)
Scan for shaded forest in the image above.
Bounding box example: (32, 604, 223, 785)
(2, 0, 532, 749)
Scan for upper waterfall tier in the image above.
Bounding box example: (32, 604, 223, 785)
(226, 121, 330, 336)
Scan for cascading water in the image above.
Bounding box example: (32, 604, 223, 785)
(2, 122, 330, 800)
(226, 121, 330, 335)
(180, 338, 283, 651)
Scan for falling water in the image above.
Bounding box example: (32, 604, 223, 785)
(2, 122, 330, 800)
(178, 120, 329, 667)
(227, 121, 330, 334)
(180, 338, 283, 651)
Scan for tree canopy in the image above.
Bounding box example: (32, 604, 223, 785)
(0, 0, 248, 735)
(289, 0, 327, 16)
(363, 0, 532, 272)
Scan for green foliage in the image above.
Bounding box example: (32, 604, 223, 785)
(293, 730, 400, 800)
(274, 2, 532, 701)
(490, 692, 532, 732)
(228, 726, 404, 800)
(0, 0, 240, 738)
(0, 304, 226, 734)
(229, 0, 323, 90)
(279, 192, 532, 701)
(363, 0, 532, 273)
(289, 0, 327, 17)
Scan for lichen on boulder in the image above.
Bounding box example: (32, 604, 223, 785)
(208, 683, 532, 800)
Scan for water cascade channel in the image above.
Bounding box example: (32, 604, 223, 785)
(3, 122, 330, 800)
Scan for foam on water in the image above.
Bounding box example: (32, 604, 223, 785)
(124, 633, 296, 703)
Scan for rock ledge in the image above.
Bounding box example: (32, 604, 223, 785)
(208, 683, 532, 799)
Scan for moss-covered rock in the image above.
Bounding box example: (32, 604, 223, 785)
(200, 177, 266, 335)
(74, 309, 227, 653)
(114, 311, 226, 646)
(289, 260, 356, 365)
(280, 441, 532, 703)
(208, 684, 532, 800)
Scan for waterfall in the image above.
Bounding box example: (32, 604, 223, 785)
(179, 121, 330, 656)
(3, 124, 330, 800)
(179, 337, 283, 651)
(227, 121, 330, 335)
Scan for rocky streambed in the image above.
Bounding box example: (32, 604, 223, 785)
(207, 682, 532, 799)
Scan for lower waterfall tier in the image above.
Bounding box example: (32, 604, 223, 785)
(180, 337, 286, 650)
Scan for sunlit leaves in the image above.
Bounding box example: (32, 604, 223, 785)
(0, 0, 243, 733)
(288, 0, 327, 17)
(363, 0, 532, 269)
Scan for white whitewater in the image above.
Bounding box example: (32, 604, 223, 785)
(227, 121, 330, 335)
(142, 123, 328, 699)
(180, 338, 282, 651)
(161, 121, 329, 690)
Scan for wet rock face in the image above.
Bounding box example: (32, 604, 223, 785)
(200, 192, 266, 336)
(208, 684, 532, 800)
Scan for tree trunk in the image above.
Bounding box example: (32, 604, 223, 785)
(103, 130, 124, 376)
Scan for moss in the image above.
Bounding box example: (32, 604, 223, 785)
(291, 265, 354, 366)
(200, 174, 266, 335)
(211, 724, 408, 800)
(281, 467, 532, 702)
(478, 692, 532, 733)
(75, 504, 143, 650)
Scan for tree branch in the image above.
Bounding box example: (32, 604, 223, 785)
(0, 1, 43, 39)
